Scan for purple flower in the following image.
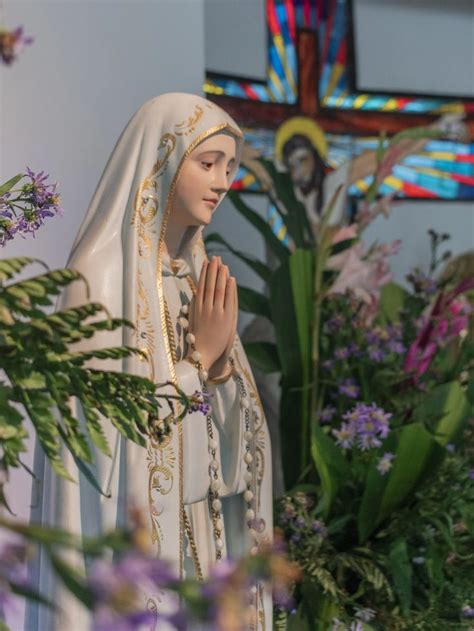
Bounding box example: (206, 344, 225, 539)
(407, 270, 438, 297)
(1, 168, 63, 246)
(0, 539, 29, 586)
(294, 516, 306, 529)
(89, 551, 181, 631)
(358, 433, 381, 451)
(462, 605, 474, 618)
(325, 313, 344, 333)
(338, 378, 360, 398)
(338, 402, 392, 452)
(334, 347, 350, 361)
(0, 538, 30, 616)
(348, 342, 362, 357)
(376, 452, 395, 475)
(332, 422, 356, 449)
(469, 469, 474, 481)
(354, 606, 376, 622)
(368, 345, 385, 362)
(93, 607, 158, 631)
(364, 326, 389, 346)
(318, 405, 336, 424)
(0, 26, 33, 66)
(188, 390, 212, 415)
(311, 520, 327, 538)
(387, 340, 406, 354)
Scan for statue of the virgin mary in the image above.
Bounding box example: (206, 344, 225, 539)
(26, 93, 272, 630)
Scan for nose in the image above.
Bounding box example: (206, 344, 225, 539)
(211, 165, 230, 194)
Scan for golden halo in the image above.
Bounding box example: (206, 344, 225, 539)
(275, 116, 328, 165)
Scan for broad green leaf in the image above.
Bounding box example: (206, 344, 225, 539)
(379, 282, 408, 322)
(227, 190, 289, 262)
(243, 341, 280, 374)
(387, 539, 412, 615)
(416, 380, 470, 446)
(358, 423, 444, 542)
(311, 425, 350, 518)
(205, 232, 271, 284)
(237, 286, 271, 319)
(270, 249, 314, 380)
(0, 173, 24, 195)
(271, 249, 314, 488)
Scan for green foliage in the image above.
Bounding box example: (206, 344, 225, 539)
(243, 341, 280, 374)
(226, 189, 289, 262)
(357, 423, 444, 542)
(271, 249, 315, 487)
(0, 256, 190, 505)
(311, 424, 350, 518)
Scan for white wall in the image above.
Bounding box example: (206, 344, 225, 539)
(204, 0, 267, 81)
(1, 2, 204, 628)
(364, 201, 474, 286)
(1, 0, 205, 268)
(353, 0, 474, 98)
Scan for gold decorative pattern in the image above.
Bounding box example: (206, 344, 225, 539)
(135, 269, 156, 363)
(162, 295, 177, 365)
(132, 133, 176, 259)
(174, 104, 204, 136)
(182, 507, 204, 582)
(126, 106, 248, 623)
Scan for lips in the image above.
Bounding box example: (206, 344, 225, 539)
(203, 198, 218, 207)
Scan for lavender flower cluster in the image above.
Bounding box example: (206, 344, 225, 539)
(364, 324, 406, 362)
(332, 402, 392, 453)
(0, 538, 29, 621)
(323, 322, 405, 373)
(0, 168, 63, 246)
(89, 541, 297, 631)
(188, 390, 212, 415)
(90, 552, 182, 631)
(406, 269, 438, 298)
(0, 26, 33, 66)
(278, 493, 328, 545)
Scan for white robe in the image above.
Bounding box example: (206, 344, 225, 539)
(25, 251, 273, 631)
(25, 92, 273, 631)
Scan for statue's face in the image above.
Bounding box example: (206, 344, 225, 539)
(285, 146, 316, 188)
(169, 133, 237, 227)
